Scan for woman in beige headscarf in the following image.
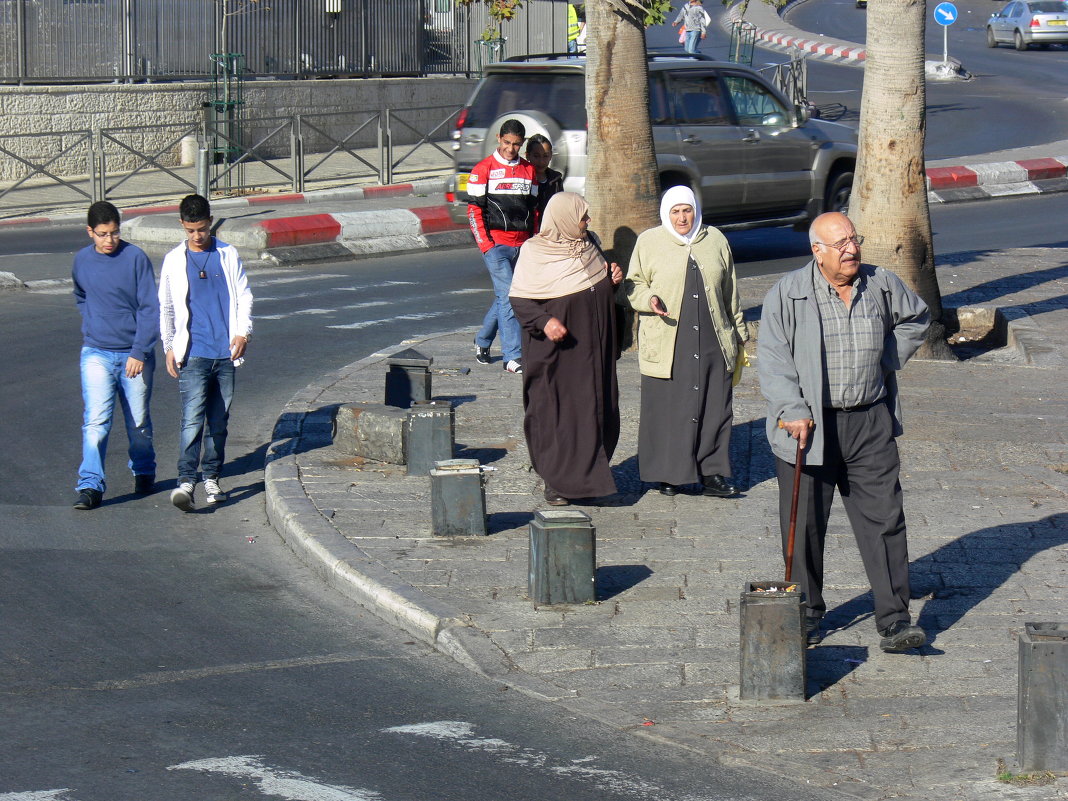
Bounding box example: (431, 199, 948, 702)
(510, 192, 624, 506)
(623, 185, 748, 498)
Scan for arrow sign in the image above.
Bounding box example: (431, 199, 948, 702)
(934, 2, 958, 25)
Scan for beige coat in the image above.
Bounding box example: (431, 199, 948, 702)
(623, 224, 747, 379)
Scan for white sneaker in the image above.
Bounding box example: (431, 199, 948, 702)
(504, 359, 523, 374)
(171, 481, 195, 512)
(203, 478, 227, 505)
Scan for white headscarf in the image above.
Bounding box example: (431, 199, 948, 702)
(659, 185, 703, 245)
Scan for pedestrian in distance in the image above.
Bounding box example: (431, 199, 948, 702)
(159, 194, 253, 512)
(623, 186, 748, 499)
(525, 133, 564, 230)
(466, 118, 538, 375)
(72, 200, 160, 510)
(757, 211, 930, 652)
(509, 192, 623, 507)
(673, 0, 711, 54)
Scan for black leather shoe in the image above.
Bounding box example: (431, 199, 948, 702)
(805, 617, 823, 646)
(543, 486, 569, 506)
(134, 473, 155, 495)
(73, 488, 102, 510)
(658, 482, 679, 496)
(879, 620, 926, 652)
(702, 474, 740, 497)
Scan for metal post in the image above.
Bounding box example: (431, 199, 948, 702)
(381, 108, 392, 186)
(738, 581, 807, 701)
(528, 510, 596, 605)
(196, 141, 210, 198)
(405, 401, 454, 476)
(122, 0, 135, 80)
(16, 0, 27, 83)
(1018, 622, 1068, 771)
(290, 116, 303, 193)
(384, 347, 432, 408)
(89, 133, 100, 204)
(430, 459, 487, 537)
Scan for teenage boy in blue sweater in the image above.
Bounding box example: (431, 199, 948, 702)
(72, 201, 159, 510)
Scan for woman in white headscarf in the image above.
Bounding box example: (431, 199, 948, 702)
(623, 186, 748, 497)
(510, 192, 624, 506)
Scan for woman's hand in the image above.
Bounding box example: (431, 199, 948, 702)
(543, 317, 568, 343)
(650, 296, 669, 317)
(609, 262, 623, 286)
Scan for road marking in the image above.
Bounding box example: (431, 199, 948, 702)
(169, 756, 381, 801)
(73, 652, 390, 691)
(0, 792, 76, 800)
(327, 312, 445, 330)
(384, 721, 722, 801)
(256, 301, 391, 321)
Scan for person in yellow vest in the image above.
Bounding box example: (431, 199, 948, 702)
(567, 4, 585, 54)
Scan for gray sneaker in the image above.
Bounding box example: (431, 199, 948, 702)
(879, 621, 926, 652)
(203, 478, 227, 505)
(171, 480, 195, 512)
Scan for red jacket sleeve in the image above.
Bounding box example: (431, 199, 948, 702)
(466, 159, 494, 253)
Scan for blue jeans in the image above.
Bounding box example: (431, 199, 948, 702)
(177, 357, 235, 483)
(684, 30, 701, 53)
(78, 346, 155, 493)
(475, 244, 522, 363)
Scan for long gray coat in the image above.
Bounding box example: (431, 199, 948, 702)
(757, 261, 930, 466)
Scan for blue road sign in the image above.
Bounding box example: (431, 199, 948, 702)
(934, 2, 958, 25)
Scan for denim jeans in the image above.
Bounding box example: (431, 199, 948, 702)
(177, 356, 235, 483)
(684, 30, 701, 53)
(78, 346, 155, 493)
(475, 244, 522, 363)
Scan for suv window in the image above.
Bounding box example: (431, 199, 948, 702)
(667, 71, 731, 125)
(723, 74, 789, 127)
(466, 73, 587, 129)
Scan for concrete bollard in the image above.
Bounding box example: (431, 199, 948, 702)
(528, 510, 596, 605)
(738, 581, 806, 701)
(1018, 622, 1068, 771)
(405, 400, 454, 476)
(384, 348, 432, 408)
(429, 458, 486, 536)
(332, 403, 407, 464)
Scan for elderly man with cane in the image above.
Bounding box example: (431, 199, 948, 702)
(757, 212, 930, 652)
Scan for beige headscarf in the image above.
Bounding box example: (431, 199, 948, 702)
(509, 192, 606, 300)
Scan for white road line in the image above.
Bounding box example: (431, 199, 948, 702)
(383, 721, 726, 801)
(169, 756, 381, 801)
(0, 791, 76, 801)
(256, 300, 391, 321)
(327, 312, 445, 330)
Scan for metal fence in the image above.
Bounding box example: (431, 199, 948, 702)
(0, 0, 570, 83)
(0, 104, 465, 213)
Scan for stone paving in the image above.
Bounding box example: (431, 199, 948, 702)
(267, 248, 1068, 800)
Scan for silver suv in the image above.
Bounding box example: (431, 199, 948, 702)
(447, 52, 856, 231)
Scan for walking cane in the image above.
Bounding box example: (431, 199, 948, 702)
(782, 430, 804, 584)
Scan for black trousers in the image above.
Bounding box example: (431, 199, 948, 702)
(776, 400, 912, 634)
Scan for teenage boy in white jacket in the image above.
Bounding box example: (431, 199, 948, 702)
(158, 194, 253, 511)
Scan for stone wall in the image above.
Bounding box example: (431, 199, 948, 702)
(0, 76, 477, 182)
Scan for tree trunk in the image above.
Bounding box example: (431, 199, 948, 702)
(585, 0, 660, 348)
(852, 0, 954, 360)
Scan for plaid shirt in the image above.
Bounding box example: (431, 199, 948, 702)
(813, 264, 886, 410)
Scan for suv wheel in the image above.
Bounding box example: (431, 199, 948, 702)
(1014, 30, 1029, 50)
(824, 170, 853, 215)
(986, 27, 998, 48)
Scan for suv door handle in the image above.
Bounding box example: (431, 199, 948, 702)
(742, 129, 760, 144)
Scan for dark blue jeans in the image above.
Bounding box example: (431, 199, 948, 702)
(177, 357, 235, 483)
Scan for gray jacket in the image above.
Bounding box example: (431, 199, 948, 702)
(757, 261, 930, 465)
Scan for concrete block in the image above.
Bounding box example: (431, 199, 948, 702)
(333, 402, 407, 464)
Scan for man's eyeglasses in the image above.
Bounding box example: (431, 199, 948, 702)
(90, 229, 121, 239)
(815, 234, 864, 252)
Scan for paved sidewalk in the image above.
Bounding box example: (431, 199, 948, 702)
(266, 250, 1068, 800)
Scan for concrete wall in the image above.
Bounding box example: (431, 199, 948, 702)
(0, 76, 478, 182)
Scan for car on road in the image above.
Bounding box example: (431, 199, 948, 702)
(446, 52, 857, 232)
(987, 0, 1068, 49)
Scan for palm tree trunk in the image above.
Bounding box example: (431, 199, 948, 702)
(585, 0, 660, 348)
(852, 0, 954, 359)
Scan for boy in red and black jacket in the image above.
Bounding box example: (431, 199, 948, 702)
(466, 119, 537, 374)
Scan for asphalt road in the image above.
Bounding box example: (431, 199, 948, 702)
(1, 239, 848, 800)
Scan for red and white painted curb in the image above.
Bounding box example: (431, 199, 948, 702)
(927, 156, 1068, 203)
(724, 3, 867, 63)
